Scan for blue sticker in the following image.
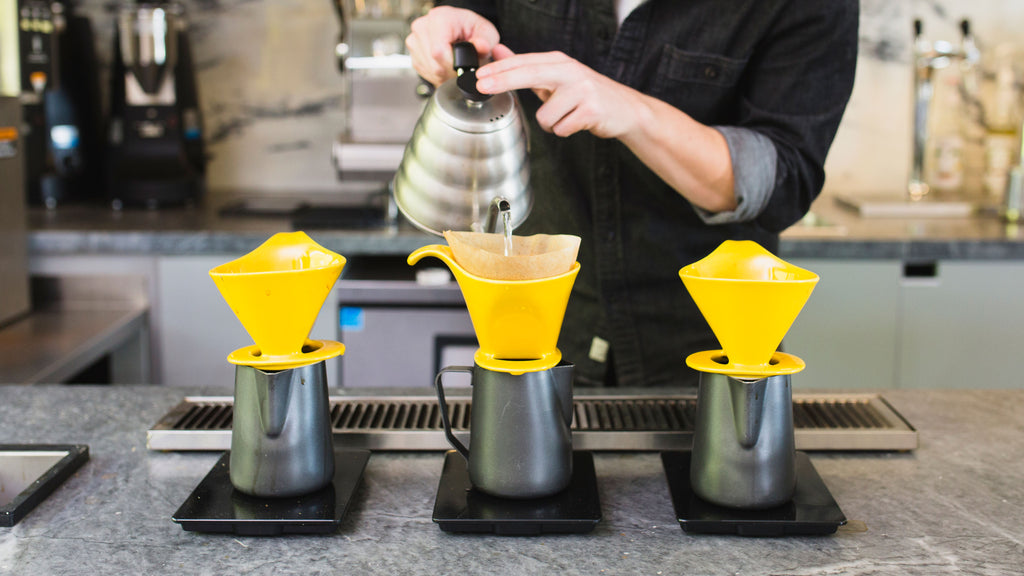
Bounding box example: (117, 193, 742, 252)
(339, 307, 365, 331)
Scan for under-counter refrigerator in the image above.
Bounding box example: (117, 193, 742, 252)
(0, 97, 30, 326)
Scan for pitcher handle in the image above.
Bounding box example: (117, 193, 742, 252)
(434, 366, 473, 460)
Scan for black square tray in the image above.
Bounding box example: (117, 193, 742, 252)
(0, 444, 89, 527)
(432, 450, 602, 535)
(661, 451, 846, 536)
(172, 449, 370, 536)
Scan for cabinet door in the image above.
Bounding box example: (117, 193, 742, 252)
(899, 261, 1024, 388)
(156, 256, 340, 388)
(786, 259, 901, 389)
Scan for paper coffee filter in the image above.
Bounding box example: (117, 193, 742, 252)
(443, 231, 581, 281)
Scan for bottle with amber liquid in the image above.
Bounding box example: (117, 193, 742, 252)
(925, 67, 967, 195)
(983, 45, 1021, 203)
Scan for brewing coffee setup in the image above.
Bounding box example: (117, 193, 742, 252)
(390, 42, 598, 534)
(172, 232, 369, 535)
(408, 234, 601, 535)
(661, 241, 846, 536)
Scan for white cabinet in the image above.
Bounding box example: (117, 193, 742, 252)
(787, 258, 1024, 389)
(898, 261, 1024, 388)
(786, 260, 901, 389)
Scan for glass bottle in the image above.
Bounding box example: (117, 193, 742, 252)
(983, 45, 1021, 201)
(925, 66, 966, 195)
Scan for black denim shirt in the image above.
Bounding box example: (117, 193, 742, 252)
(440, 0, 859, 387)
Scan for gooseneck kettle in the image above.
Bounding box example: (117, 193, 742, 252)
(392, 41, 531, 235)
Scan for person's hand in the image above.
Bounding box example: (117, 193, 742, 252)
(475, 50, 645, 140)
(406, 6, 501, 87)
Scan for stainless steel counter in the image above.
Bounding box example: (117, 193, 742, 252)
(0, 277, 149, 385)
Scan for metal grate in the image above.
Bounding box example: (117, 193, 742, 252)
(148, 393, 917, 452)
(573, 399, 696, 431)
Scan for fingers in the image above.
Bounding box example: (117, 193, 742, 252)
(491, 43, 516, 61)
(476, 52, 576, 94)
(406, 7, 500, 87)
(477, 51, 571, 78)
(476, 65, 568, 96)
(535, 95, 576, 134)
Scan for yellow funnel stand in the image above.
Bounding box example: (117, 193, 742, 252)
(210, 231, 346, 370)
(680, 240, 818, 378)
(408, 244, 579, 374)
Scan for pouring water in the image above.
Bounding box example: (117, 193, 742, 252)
(484, 197, 515, 256)
(502, 210, 514, 256)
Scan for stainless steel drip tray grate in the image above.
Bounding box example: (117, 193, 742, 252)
(147, 393, 917, 452)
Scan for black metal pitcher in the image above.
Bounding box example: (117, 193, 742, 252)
(435, 361, 574, 499)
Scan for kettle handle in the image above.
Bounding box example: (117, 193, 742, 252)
(452, 41, 478, 71)
(434, 366, 473, 460)
(452, 41, 491, 102)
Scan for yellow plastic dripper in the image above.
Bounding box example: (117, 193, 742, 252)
(408, 244, 579, 374)
(680, 240, 818, 377)
(210, 232, 346, 369)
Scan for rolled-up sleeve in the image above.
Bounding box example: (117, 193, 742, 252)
(723, 0, 858, 233)
(693, 126, 777, 224)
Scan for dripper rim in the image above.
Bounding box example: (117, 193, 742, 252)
(678, 239, 818, 284)
(455, 259, 581, 285)
(685, 349, 806, 377)
(678, 273, 819, 284)
(227, 339, 345, 370)
(409, 244, 581, 285)
(209, 256, 345, 278)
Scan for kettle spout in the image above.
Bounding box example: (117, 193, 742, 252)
(483, 196, 511, 234)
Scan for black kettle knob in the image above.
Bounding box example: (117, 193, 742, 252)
(452, 41, 491, 102)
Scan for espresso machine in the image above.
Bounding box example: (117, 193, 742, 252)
(661, 241, 846, 536)
(0, 0, 101, 208)
(107, 1, 205, 209)
(172, 232, 369, 535)
(331, 0, 430, 184)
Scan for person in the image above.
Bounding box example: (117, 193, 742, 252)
(406, 1, 859, 387)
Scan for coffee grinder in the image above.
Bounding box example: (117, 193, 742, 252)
(661, 240, 847, 536)
(1, 0, 102, 208)
(408, 243, 602, 535)
(107, 1, 205, 209)
(172, 232, 369, 536)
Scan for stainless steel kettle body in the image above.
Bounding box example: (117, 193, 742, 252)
(690, 372, 797, 509)
(229, 362, 335, 497)
(435, 361, 574, 499)
(393, 42, 531, 235)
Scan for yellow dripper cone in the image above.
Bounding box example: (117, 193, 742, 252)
(680, 240, 818, 377)
(408, 244, 579, 374)
(210, 231, 346, 369)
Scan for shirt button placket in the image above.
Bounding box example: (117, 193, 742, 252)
(592, 145, 641, 385)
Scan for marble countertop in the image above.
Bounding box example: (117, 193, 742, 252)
(1, 386, 1022, 575)
(26, 193, 1024, 260)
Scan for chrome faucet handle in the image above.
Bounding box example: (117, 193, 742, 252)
(909, 18, 980, 200)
